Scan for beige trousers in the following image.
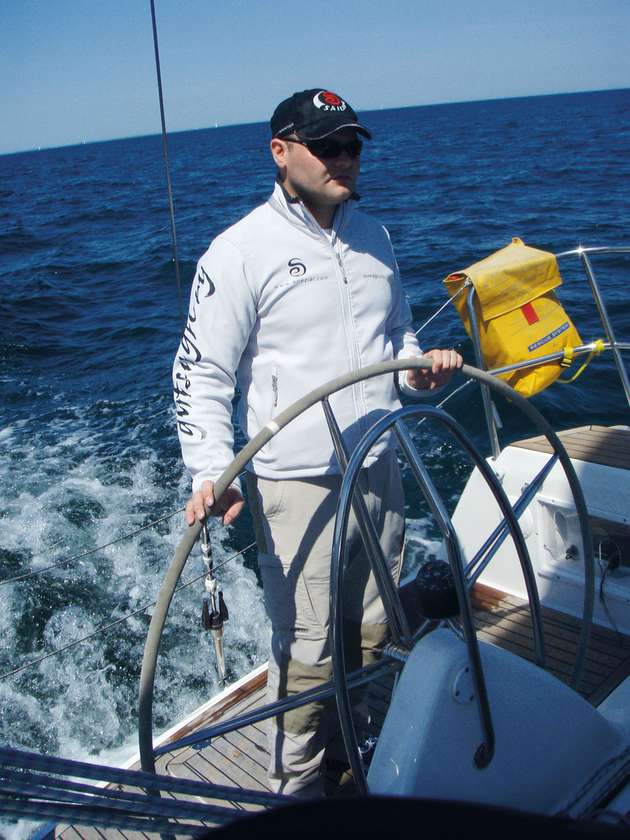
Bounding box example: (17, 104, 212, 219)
(246, 450, 405, 795)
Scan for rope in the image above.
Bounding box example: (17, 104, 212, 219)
(150, 0, 184, 321)
(0, 541, 255, 681)
(558, 338, 606, 384)
(0, 506, 185, 587)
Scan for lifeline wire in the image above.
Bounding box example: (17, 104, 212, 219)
(414, 378, 474, 431)
(414, 281, 468, 337)
(410, 290, 474, 427)
(0, 507, 185, 587)
(0, 541, 256, 681)
(1, 470, 249, 586)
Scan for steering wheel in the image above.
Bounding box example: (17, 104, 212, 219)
(138, 359, 593, 779)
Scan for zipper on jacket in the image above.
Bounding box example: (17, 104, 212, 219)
(331, 212, 349, 283)
(330, 233, 370, 433)
(332, 238, 358, 371)
(335, 250, 348, 284)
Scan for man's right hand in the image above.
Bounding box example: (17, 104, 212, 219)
(185, 479, 245, 527)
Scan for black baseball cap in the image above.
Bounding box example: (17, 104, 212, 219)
(270, 89, 372, 141)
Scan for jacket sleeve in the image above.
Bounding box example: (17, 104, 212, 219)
(172, 236, 257, 493)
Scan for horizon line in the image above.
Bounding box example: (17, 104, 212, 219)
(2, 85, 628, 158)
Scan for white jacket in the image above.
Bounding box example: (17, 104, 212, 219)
(173, 182, 423, 491)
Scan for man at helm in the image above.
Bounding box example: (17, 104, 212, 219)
(173, 88, 462, 796)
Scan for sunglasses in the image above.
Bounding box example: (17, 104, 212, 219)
(285, 136, 363, 160)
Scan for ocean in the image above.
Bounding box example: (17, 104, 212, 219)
(1, 87, 629, 828)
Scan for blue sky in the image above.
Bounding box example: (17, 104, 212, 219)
(2, 0, 629, 154)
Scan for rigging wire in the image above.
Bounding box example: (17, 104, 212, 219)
(149, 0, 184, 321)
(414, 281, 467, 337)
(413, 379, 474, 432)
(410, 284, 476, 425)
(0, 541, 256, 681)
(1, 470, 249, 587)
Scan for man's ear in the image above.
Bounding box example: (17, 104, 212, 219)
(270, 137, 287, 173)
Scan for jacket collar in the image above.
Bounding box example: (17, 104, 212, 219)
(267, 180, 356, 242)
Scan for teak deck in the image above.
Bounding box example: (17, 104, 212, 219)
(472, 583, 630, 704)
(58, 584, 630, 839)
(511, 424, 630, 471)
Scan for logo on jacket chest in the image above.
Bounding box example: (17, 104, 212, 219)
(276, 257, 329, 289)
(288, 258, 306, 277)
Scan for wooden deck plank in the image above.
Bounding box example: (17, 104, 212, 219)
(179, 738, 270, 795)
(250, 721, 270, 751)
(175, 681, 267, 741)
(237, 720, 268, 752)
(211, 728, 270, 780)
(472, 603, 623, 679)
(588, 652, 630, 706)
(473, 583, 630, 700)
(476, 622, 584, 683)
(162, 681, 268, 765)
(164, 751, 261, 814)
(476, 610, 624, 679)
(476, 623, 599, 693)
(473, 586, 630, 657)
(473, 596, 627, 661)
(473, 596, 628, 662)
(222, 727, 270, 773)
(511, 425, 630, 470)
(58, 826, 166, 840)
(474, 586, 630, 654)
(165, 745, 245, 790)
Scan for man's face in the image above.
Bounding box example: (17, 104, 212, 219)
(272, 128, 361, 222)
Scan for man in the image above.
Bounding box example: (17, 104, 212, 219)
(173, 88, 462, 796)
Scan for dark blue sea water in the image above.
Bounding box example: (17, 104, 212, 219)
(1, 88, 629, 815)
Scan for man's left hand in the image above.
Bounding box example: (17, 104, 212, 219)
(406, 348, 463, 391)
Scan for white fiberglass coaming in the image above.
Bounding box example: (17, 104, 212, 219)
(453, 439, 630, 636)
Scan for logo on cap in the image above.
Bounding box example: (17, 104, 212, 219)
(313, 91, 347, 112)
